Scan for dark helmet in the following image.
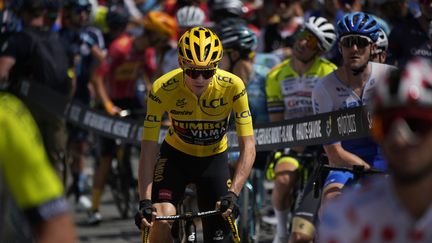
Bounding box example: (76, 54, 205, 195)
(215, 17, 247, 32)
(219, 24, 257, 52)
(106, 4, 130, 31)
(64, 0, 92, 12)
(208, 0, 245, 22)
(337, 12, 381, 42)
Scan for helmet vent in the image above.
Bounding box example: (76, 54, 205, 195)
(185, 49, 193, 60)
(193, 30, 200, 38)
(211, 51, 218, 61)
(204, 44, 211, 60)
(194, 43, 201, 59)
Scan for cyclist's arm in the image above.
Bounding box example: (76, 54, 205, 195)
(229, 135, 256, 195)
(90, 64, 120, 115)
(230, 82, 255, 195)
(323, 143, 370, 169)
(138, 140, 159, 200)
(0, 56, 15, 83)
(139, 82, 165, 199)
(91, 45, 106, 63)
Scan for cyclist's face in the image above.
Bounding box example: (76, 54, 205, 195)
(375, 109, 432, 183)
(339, 35, 374, 70)
(293, 30, 320, 62)
(182, 62, 216, 97)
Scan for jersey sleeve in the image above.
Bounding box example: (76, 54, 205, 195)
(0, 95, 64, 210)
(142, 81, 165, 141)
(312, 79, 333, 114)
(265, 66, 284, 114)
(232, 80, 254, 137)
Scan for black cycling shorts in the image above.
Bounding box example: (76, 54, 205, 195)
(152, 142, 232, 242)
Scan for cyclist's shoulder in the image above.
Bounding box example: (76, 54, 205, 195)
(266, 59, 293, 80)
(314, 58, 338, 72)
(109, 33, 133, 52)
(152, 68, 183, 93)
(215, 69, 245, 88)
(371, 62, 397, 71)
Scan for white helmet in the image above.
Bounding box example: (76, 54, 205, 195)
(374, 29, 388, 53)
(176, 6, 205, 28)
(304, 16, 336, 52)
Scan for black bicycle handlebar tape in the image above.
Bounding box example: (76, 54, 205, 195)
(291, 163, 330, 238)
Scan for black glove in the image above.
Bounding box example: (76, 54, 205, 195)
(134, 199, 156, 230)
(220, 191, 239, 218)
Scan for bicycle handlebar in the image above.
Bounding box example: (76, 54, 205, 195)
(155, 209, 221, 221)
(141, 210, 240, 243)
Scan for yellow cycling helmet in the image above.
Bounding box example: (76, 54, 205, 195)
(142, 11, 178, 39)
(178, 27, 223, 67)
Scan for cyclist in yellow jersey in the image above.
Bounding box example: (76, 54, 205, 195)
(134, 27, 256, 243)
(0, 92, 77, 243)
(264, 17, 337, 243)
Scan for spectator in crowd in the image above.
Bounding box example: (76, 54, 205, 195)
(265, 16, 337, 243)
(388, 0, 432, 66)
(257, 0, 304, 59)
(0, 0, 71, 178)
(318, 57, 432, 243)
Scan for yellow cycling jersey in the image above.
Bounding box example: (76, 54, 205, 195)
(266, 57, 337, 119)
(0, 92, 64, 209)
(143, 68, 254, 157)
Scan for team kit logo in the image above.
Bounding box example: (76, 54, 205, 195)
(171, 117, 229, 145)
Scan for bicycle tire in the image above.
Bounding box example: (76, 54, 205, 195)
(109, 146, 137, 219)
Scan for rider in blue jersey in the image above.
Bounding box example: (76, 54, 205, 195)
(312, 12, 397, 204)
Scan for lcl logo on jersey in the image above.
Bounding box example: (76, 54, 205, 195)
(235, 110, 251, 119)
(216, 75, 233, 87)
(201, 98, 228, 108)
(162, 78, 179, 91)
(144, 114, 161, 122)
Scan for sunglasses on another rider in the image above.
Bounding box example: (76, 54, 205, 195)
(183, 67, 217, 79)
(296, 30, 319, 50)
(340, 35, 372, 48)
(372, 108, 432, 141)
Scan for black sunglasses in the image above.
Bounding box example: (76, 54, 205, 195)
(184, 68, 216, 79)
(340, 35, 371, 48)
